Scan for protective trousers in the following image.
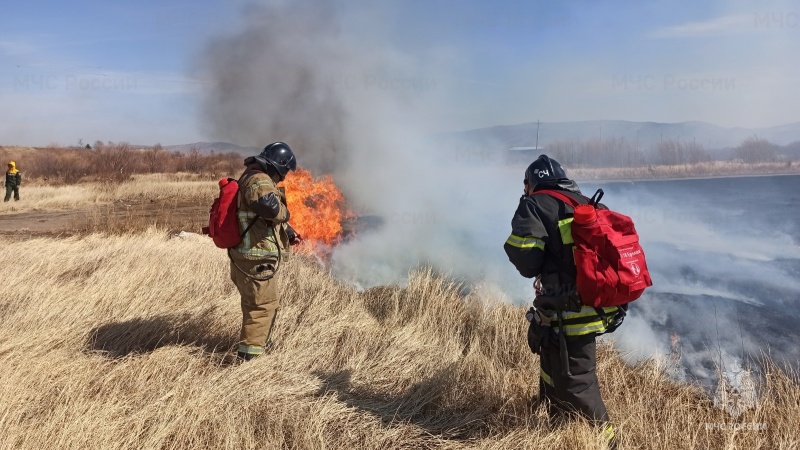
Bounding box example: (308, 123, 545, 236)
(538, 330, 615, 444)
(230, 259, 279, 359)
(4, 185, 19, 202)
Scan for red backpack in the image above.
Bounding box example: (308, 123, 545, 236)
(534, 189, 652, 308)
(202, 178, 255, 249)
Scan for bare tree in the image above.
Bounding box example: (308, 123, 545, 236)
(657, 139, 682, 165)
(682, 140, 709, 164)
(144, 143, 164, 173)
(183, 148, 204, 174)
(93, 142, 135, 181)
(734, 135, 778, 163)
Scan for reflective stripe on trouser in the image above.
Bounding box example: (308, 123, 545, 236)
(540, 367, 554, 387)
(238, 344, 265, 356)
(601, 423, 615, 443)
(230, 259, 280, 354)
(538, 329, 610, 425)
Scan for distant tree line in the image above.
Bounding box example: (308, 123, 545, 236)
(0, 142, 243, 183)
(546, 137, 647, 168)
(542, 135, 798, 168)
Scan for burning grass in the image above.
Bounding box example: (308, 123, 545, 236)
(284, 168, 351, 250)
(1, 231, 799, 449)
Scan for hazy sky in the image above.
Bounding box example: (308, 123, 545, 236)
(1, 0, 798, 146)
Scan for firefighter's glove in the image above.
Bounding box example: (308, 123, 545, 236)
(602, 304, 628, 334)
(254, 192, 282, 219)
(287, 225, 303, 246)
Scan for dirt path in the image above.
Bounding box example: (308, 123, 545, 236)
(0, 209, 87, 236)
(0, 202, 208, 239)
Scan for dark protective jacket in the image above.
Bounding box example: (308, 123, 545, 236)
(5, 171, 21, 187)
(504, 180, 618, 336)
(506, 178, 618, 443)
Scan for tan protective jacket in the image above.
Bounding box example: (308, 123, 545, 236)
(230, 169, 291, 262)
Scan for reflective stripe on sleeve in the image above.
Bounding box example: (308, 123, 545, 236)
(505, 234, 545, 250)
(248, 180, 276, 194)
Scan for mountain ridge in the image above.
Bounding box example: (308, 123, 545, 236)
(446, 119, 800, 151)
(161, 120, 800, 155)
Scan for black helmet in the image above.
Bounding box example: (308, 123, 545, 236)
(524, 154, 568, 185)
(245, 142, 297, 181)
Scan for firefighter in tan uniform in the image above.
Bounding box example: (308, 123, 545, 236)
(230, 142, 302, 361)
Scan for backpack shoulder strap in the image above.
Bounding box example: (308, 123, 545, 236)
(532, 189, 586, 207)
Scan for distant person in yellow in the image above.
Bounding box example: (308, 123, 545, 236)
(4, 161, 21, 202)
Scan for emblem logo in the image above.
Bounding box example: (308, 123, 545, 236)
(714, 368, 758, 418)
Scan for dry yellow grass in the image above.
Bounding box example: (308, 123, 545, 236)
(1, 230, 798, 449)
(111, 173, 220, 203)
(0, 173, 217, 215)
(570, 161, 799, 181)
(0, 183, 106, 212)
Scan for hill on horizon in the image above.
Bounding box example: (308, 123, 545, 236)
(172, 120, 800, 158)
(444, 119, 800, 153)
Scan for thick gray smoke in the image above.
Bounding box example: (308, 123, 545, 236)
(198, 1, 800, 391)
(197, 0, 520, 297)
(199, 1, 348, 172)
(198, 0, 451, 176)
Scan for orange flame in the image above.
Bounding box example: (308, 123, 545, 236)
(283, 168, 349, 253)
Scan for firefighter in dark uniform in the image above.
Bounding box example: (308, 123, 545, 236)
(504, 155, 620, 447)
(230, 142, 303, 361)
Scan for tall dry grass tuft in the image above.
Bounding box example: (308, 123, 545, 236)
(1, 232, 798, 449)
